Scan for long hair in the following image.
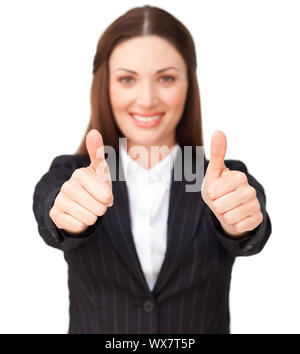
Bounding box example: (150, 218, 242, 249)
(75, 5, 207, 160)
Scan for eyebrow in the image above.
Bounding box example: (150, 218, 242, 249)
(114, 66, 179, 74)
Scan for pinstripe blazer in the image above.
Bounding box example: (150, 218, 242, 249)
(32, 150, 272, 334)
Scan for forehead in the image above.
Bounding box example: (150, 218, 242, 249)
(109, 35, 186, 72)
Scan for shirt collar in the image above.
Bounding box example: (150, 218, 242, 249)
(120, 141, 179, 186)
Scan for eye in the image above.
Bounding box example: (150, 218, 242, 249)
(119, 76, 133, 84)
(118, 75, 175, 84)
(160, 76, 175, 83)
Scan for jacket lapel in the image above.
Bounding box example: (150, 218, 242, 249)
(102, 148, 207, 296)
(102, 152, 152, 294)
(152, 151, 207, 296)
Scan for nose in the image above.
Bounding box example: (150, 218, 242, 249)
(136, 81, 158, 107)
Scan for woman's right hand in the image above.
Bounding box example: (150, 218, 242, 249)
(49, 129, 114, 235)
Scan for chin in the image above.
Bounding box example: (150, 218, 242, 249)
(131, 137, 159, 147)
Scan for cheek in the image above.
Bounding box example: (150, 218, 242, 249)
(160, 86, 187, 110)
(160, 87, 187, 129)
(109, 83, 133, 111)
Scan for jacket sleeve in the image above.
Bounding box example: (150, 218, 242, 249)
(32, 154, 103, 252)
(208, 159, 272, 257)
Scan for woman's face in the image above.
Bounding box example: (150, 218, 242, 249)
(109, 35, 188, 149)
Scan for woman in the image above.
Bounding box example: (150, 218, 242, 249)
(32, 5, 272, 334)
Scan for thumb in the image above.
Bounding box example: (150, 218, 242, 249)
(86, 129, 106, 175)
(205, 130, 227, 183)
(221, 167, 230, 177)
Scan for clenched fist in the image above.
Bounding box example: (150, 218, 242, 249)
(49, 129, 114, 235)
(201, 131, 263, 237)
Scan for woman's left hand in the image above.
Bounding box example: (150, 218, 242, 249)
(201, 131, 263, 237)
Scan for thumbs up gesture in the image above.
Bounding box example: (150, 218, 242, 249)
(201, 131, 263, 237)
(50, 129, 114, 235)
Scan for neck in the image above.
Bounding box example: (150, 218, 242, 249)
(126, 137, 177, 170)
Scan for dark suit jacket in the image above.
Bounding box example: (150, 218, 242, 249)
(32, 151, 272, 334)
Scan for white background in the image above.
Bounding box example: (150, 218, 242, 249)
(0, 0, 299, 334)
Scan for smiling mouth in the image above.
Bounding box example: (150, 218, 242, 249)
(130, 113, 165, 127)
(131, 113, 163, 122)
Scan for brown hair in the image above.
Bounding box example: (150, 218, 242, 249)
(75, 4, 207, 160)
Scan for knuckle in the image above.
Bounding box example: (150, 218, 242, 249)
(54, 192, 62, 205)
(49, 207, 56, 220)
(55, 192, 65, 208)
(98, 204, 107, 216)
(248, 186, 257, 199)
(104, 194, 111, 204)
(241, 172, 248, 184)
(212, 200, 222, 214)
(79, 225, 88, 233)
(49, 207, 63, 228)
(254, 199, 261, 211)
(86, 214, 97, 226)
(101, 184, 112, 203)
(72, 168, 84, 181)
(235, 171, 247, 185)
(73, 223, 86, 234)
(223, 212, 233, 224)
(61, 181, 71, 193)
(206, 185, 215, 200)
(234, 223, 242, 233)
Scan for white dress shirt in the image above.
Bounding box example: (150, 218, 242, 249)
(120, 142, 180, 291)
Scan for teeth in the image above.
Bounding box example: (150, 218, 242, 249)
(132, 114, 162, 122)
